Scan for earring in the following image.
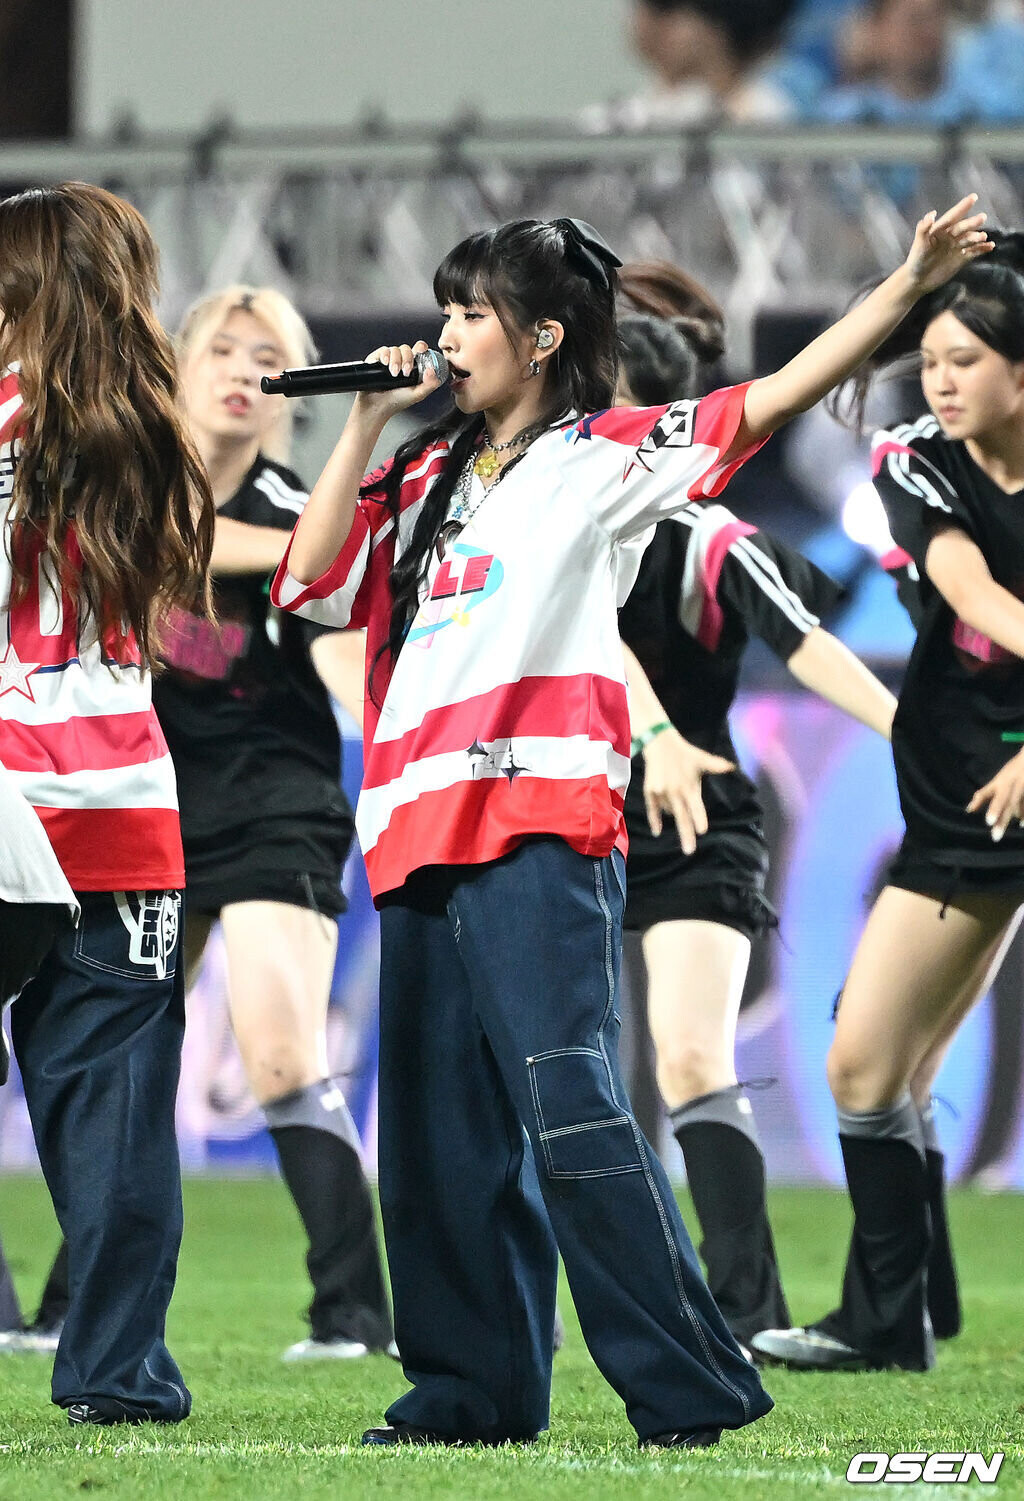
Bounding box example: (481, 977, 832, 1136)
(536, 328, 555, 350)
(528, 358, 541, 377)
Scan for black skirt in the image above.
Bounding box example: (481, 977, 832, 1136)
(886, 835, 1024, 905)
(182, 810, 353, 919)
(624, 820, 775, 941)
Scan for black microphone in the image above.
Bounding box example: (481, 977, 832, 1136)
(260, 348, 449, 397)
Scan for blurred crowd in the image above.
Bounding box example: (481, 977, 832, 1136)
(587, 0, 1024, 130)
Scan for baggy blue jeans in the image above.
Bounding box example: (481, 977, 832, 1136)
(12, 890, 190, 1422)
(377, 836, 772, 1442)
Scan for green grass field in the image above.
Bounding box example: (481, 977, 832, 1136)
(1, 1176, 1022, 1500)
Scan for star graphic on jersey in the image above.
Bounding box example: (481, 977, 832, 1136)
(466, 738, 488, 762)
(0, 641, 40, 701)
(501, 748, 530, 784)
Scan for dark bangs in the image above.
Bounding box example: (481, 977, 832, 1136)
(433, 229, 498, 312)
(928, 266, 1024, 365)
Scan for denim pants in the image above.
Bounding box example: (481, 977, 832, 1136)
(12, 890, 190, 1422)
(377, 837, 772, 1442)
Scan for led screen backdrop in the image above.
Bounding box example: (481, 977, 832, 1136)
(2, 694, 1022, 1188)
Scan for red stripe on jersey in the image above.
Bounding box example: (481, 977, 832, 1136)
(572, 404, 672, 445)
(689, 384, 766, 499)
(880, 545, 913, 573)
(273, 511, 372, 609)
(371, 445, 449, 520)
(698, 519, 757, 650)
(362, 672, 629, 790)
(270, 445, 450, 613)
(35, 806, 184, 891)
(363, 774, 625, 901)
(0, 709, 169, 775)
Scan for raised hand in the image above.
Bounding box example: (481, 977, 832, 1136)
(904, 194, 993, 295)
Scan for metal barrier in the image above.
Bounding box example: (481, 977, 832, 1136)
(4, 122, 1024, 358)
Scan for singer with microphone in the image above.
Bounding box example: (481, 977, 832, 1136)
(270, 205, 987, 1451)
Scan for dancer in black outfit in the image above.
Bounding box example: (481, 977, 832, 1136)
(163, 285, 392, 1360)
(614, 262, 898, 1350)
(753, 231, 1024, 1372)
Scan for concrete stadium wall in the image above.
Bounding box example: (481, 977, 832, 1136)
(76, 0, 645, 134)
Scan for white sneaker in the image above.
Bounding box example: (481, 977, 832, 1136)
(750, 1326, 866, 1370)
(0, 1326, 61, 1354)
(281, 1336, 370, 1362)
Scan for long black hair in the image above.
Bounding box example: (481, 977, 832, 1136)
(831, 229, 1024, 431)
(367, 218, 619, 705)
(617, 261, 726, 404)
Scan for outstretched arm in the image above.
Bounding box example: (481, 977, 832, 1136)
(735, 196, 992, 451)
(785, 626, 897, 739)
(210, 517, 290, 576)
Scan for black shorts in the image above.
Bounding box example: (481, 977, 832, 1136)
(623, 824, 775, 941)
(886, 836, 1024, 904)
(182, 813, 353, 919)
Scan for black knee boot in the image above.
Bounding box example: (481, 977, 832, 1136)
(671, 1086, 790, 1346)
(919, 1099, 961, 1340)
(266, 1078, 393, 1351)
(816, 1095, 934, 1370)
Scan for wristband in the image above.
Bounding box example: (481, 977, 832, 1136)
(631, 719, 672, 758)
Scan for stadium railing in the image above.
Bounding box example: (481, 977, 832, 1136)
(3, 121, 1023, 362)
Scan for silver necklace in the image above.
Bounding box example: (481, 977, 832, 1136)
(435, 445, 528, 561)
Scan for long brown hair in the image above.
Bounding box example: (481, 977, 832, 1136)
(0, 182, 214, 666)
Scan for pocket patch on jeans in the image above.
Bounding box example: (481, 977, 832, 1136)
(75, 892, 181, 981)
(527, 1046, 642, 1179)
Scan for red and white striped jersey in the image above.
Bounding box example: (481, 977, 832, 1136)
(0, 367, 183, 892)
(272, 385, 759, 901)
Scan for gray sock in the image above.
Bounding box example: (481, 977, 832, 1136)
(670, 1084, 761, 1151)
(263, 1077, 362, 1153)
(836, 1091, 925, 1159)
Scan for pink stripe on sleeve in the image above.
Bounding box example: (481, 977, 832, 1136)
(870, 439, 914, 476)
(696, 519, 757, 651)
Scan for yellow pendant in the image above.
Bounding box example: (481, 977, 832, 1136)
(474, 448, 501, 481)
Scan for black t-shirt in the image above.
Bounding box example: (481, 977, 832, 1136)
(874, 415, 1024, 866)
(153, 456, 353, 845)
(618, 501, 842, 845)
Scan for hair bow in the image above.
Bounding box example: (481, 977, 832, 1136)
(551, 218, 623, 292)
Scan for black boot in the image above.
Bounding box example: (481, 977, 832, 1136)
(815, 1097, 934, 1371)
(925, 1148, 961, 1340)
(266, 1079, 393, 1351)
(672, 1087, 790, 1346)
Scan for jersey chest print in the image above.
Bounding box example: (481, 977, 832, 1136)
(406, 541, 504, 648)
